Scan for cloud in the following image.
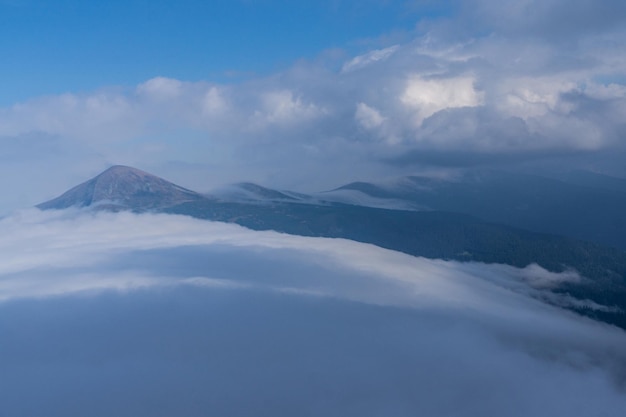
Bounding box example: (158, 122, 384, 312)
(1, 209, 626, 416)
(355, 102, 386, 129)
(1, 0, 626, 213)
(341, 45, 399, 73)
(0, 208, 614, 315)
(516, 263, 582, 289)
(136, 76, 184, 100)
(249, 90, 326, 129)
(462, 0, 626, 40)
(401, 75, 484, 126)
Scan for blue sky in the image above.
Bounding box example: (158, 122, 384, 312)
(0, 0, 625, 212)
(1, 0, 439, 104)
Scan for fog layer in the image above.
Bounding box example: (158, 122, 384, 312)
(1, 209, 625, 416)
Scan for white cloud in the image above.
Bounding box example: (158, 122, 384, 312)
(202, 86, 228, 115)
(0, 209, 601, 314)
(341, 45, 399, 73)
(1, 0, 626, 212)
(585, 82, 626, 100)
(494, 77, 578, 119)
(137, 76, 184, 100)
(1, 209, 626, 416)
(401, 75, 485, 125)
(250, 90, 325, 129)
(0, 92, 138, 141)
(516, 263, 582, 289)
(355, 102, 386, 129)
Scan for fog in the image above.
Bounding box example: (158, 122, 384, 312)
(1, 209, 625, 416)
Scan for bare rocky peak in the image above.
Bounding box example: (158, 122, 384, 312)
(37, 165, 206, 211)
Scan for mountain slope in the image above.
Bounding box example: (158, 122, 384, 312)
(37, 165, 205, 211)
(210, 182, 312, 203)
(324, 171, 626, 250)
(166, 199, 626, 326)
(37, 166, 626, 329)
(557, 170, 626, 194)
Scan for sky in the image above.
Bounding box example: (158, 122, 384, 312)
(1, 0, 626, 212)
(1, 208, 626, 416)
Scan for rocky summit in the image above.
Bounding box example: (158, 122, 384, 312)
(37, 165, 206, 211)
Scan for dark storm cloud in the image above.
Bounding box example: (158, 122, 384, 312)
(467, 0, 626, 39)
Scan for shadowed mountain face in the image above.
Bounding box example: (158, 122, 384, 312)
(37, 166, 626, 330)
(37, 165, 205, 211)
(324, 171, 626, 251)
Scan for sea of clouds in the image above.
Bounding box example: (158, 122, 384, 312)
(0, 209, 625, 416)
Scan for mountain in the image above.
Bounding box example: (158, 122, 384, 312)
(555, 170, 626, 194)
(37, 166, 626, 329)
(323, 170, 626, 251)
(211, 182, 312, 204)
(36, 165, 205, 211)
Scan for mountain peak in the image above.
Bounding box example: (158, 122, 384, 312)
(37, 165, 205, 211)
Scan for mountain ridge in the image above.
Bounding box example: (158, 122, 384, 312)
(323, 171, 626, 251)
(36, 165, 626, 330)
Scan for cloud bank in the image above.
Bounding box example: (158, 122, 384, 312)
(0, 209, 625, 416)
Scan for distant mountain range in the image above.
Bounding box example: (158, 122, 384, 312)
(320, 171, 626, 251)
(38, 165, 626, 329)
